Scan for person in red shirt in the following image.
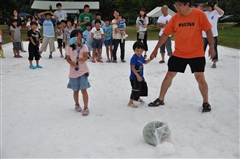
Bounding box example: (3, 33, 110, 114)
(148, 0, 215, 113)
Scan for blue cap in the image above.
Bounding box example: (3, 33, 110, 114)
(69, 37, 78, 45)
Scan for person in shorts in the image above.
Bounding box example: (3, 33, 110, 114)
(102, 18, 113, 62)
(91, 19, 104, 63)
(38, 11, 58, 59)
(83, 22, 93, 59)
(149, 0, 215, 113)
(0, 29, 5, 58)
(28, 22, 42, 69)
(56, 22, 64, 58)
(10, 19, 22, 58)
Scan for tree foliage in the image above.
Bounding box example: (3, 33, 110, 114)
(1, 0, 239, 24)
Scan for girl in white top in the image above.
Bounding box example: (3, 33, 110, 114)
(26, 16, 41, 32)
(136, 7, 149, 58)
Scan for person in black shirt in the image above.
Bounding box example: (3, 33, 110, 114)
(28, 22, 42, 69)
(8, 10, 27, 52)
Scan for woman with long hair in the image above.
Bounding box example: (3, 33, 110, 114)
(136, 7, 149, 59)
(8, 10, 27, 52)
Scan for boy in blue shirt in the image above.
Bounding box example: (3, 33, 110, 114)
(38, 11, 58, 59)
(127, 41, 152, 108)
(102, 18, 112, 62)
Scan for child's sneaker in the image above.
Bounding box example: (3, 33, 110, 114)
(106, 59, 111, 63)
(60, 55, 64, 58)
(128, 103, 138, 108)
(75, 105, 82, 112)
(49, 54, 53, 59)
(0, 50, 6, 58)
(36, 65, 42, 68)
(92, 59, 96, 63)
(82, 109, 89, 116)
(97, 59, 103, 63)
(29, 65, 36, 69)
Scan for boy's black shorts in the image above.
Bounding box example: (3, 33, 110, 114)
(28, 46, 40, 61)
(57, 39, 63, 48)
(168, 56, 206, 73)
(130, 79, 148, 100)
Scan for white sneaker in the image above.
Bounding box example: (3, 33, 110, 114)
(128, 103, 138, 108)
(82, 109, 89, 116)
(75, 105, 82, 112)
(138, 98, 145, 103)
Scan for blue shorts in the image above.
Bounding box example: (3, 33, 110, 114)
(67, 73, 91, 91)
(92, 39, 103, 49)
(104, 39, 112, 46)
(86, 44, 93, 52)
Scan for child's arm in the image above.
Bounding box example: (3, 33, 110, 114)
(38, 32, 41, 47)
(57, 29, 61, 36)
(11, 30, 15, 43)
(131, 65, 142, 82)
(51, 12, 59, 21)
(63, 29, 67, 43)
(91, 32, 94, 42)
(101, 29, 104, 42)
(38, 11, 48, 19)
(29, 36, 36, 45)
(144, 58, 152, 64)
(20, 31, 22, 41)
(78, 51, 88, 62)
(66, 55, 78, 68)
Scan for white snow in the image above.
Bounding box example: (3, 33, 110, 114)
(1, 41, 239, 158)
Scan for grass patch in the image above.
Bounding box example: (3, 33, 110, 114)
(1, 23, 239, 49)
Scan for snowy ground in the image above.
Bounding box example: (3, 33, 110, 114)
(1, 41, 239, 158)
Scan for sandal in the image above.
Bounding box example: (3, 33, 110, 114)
(148, 98, 164, 107)
(202, 103, 211, 113)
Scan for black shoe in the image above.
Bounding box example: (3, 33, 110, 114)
(148, 98, 164, 107)
(159, 60, 165, 64)
(49, 54, 52, 59)
(121, 59, 126, 63)
(202, 103, 211, 113)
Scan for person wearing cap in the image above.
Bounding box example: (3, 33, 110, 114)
(54, 3, 67, 22)
(149, 0, 215, 113)
(66, 30, 91, 116)
(202, 1, 224, 68)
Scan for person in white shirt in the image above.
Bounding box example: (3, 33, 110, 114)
(91, 19, 104, 63)
(136, 7, 149, 59)
(112, 9, 126, 63)
(54, 3, 67, 22)
(26, 16, 41, 32)
(157, 5, 173, 64)
(202, 2, 224, 68)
